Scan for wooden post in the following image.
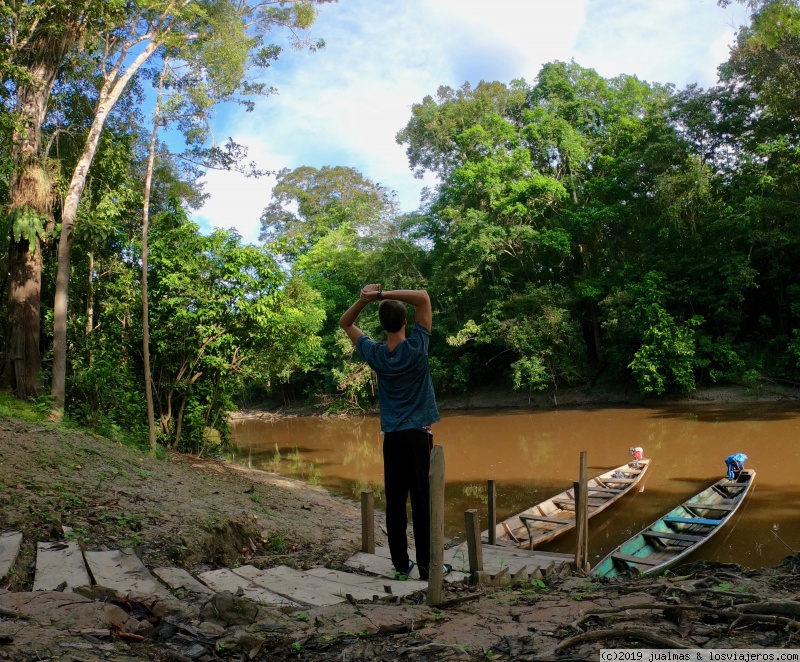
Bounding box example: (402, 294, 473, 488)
(574, 450, 590, 573)
(428, 444, 445, 605)
(464, 508, 483, 582)
(487, 479, 496, 545)
(361, 490, 375, 554)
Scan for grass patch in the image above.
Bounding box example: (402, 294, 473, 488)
(0, 392, 51, 423)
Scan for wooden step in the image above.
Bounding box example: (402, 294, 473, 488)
(305, 567, 422, 598)
(642, 530, 704, 543)
(611, 552, 660, 566)
(83, 549, 170, 596)
(197, 568, 300, 607)
(0, 531, 23, 580)
(345, 551, 430, 587)
(152, 567, 214, 596)
(232, 565, 366, 607)
(33, 541, 90, 592)
(372, 546, 470, 583)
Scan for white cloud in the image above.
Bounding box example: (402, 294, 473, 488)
(574, 0, 747, 87)
(192, 0, 749, 244)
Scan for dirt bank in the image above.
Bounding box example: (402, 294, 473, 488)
(1, 411, 798, 661)
(0, 415, 383, 586)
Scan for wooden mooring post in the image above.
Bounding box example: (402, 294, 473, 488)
(574, 451, 591, 573)
(428, 445, 445, 605)
(464, 509, 484, 582)
(487, 479, 496, 545)
(361, 490, 375, 554)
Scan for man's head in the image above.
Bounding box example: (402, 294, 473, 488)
(378, 300, 407, 333)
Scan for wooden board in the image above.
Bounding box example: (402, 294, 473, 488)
(83, 549, 170, 596)
(233, 565, 382, 607)
(152, 567, 214, 596)
(305, 567, 425, 598)
(196, 568, 299, 607)
(445, 543, 572, 575)
(370, 546, 470, 583)
(345, 552, 429, 588)
(33, 541, 90, 592)
(477, 544, 574, 561)
(0, 531, 23, 580)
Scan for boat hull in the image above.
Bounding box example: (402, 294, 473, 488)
(485, 459, 651, 550)
(591, 469, 756, 578)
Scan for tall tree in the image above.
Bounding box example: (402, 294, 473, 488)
(9, 0, 335, 417)
(0, 0, 118, 398)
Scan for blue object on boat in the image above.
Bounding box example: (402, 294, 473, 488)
(725, 453, 748, 479)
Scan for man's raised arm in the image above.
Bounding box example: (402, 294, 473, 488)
(339, 283, 381, 345)
(381, 289, 432, 330)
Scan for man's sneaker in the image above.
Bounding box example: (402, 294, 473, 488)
(393, 560, 414, 581)
(419, 563, 451, 581)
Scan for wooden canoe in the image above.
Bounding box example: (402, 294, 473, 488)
(591, 468, 755, 578)
(483, 458, 651, 550)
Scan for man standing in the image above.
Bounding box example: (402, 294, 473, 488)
(339, 284, 440, 580)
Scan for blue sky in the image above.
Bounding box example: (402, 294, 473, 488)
(193, 0, 749, 244)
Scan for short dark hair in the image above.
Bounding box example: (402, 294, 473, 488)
(378, 300, 407, 333)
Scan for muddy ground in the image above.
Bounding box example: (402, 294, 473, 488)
(0, 408, 798, 661)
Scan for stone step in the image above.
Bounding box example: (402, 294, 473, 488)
(196, 568, 300, 607)
(232, 565, 359, 607)
(305, 567, 423, 598)
(83, 549, 170, 596)
(152, 567, 214, 596)
(33, 542, 90, 592)
(0, 531, 23, 581)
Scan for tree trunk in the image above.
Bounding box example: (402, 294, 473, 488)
(3, 53, 63, 399)
(4, 240, 43, 398)
(175, 395, 187, 449)
(142, 59, 167, 453)
(86, 251, 94, 335)
(51, 40, 160, 419)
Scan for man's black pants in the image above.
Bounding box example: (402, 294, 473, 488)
(383, 428, 432, 578)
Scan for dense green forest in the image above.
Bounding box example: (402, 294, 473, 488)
(1, 0, 799, 451)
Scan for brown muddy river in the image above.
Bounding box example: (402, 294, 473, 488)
(230, 404, 800, 569)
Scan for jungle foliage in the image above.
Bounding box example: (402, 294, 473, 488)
(1, 0, 800, 450)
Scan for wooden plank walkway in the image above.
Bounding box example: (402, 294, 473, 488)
(5, 527, 575, 612)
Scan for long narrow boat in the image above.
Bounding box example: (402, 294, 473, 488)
(484, 458, 651, 550)
(591, 469, 756, 578)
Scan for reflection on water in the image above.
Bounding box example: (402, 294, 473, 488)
(230, 404, 800, 568)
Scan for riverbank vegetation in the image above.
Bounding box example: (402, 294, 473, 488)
(2, 0, 800, 452)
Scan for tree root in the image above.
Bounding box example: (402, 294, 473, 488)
(555, 627, 690, 651)
(0, 607, 30, 620)
(569, 601, 800, 635)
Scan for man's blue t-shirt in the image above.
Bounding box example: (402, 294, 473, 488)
(356, 323, 440, 433)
